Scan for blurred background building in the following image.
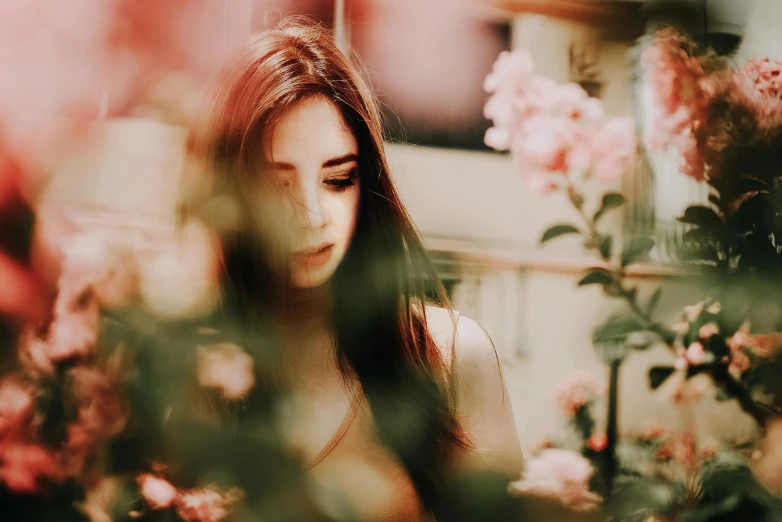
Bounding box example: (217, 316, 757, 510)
(42, 0, 775, 450)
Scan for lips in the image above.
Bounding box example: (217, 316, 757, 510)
(292, 243, 334, 268)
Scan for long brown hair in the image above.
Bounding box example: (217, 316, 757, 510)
(191, 19, 467, 515)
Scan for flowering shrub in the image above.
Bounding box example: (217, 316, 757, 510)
(484, 49, 637, 194)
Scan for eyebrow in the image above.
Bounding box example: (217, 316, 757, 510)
(271, 153, 359, 170)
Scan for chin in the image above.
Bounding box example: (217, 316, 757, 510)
(290, 264, 337, 289)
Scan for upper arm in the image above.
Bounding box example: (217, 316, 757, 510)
(427, 307, 524, 477)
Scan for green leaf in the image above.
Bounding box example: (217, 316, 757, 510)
(683, 227, 717, 242)
(649, 366, 675, 390)
(593, 315, 645, 344)
(647, 287, 663, 315)
(599, 234, 613, 260)
(679, 205, 724, 234)
(578, 268, 613, 287)
(593, 192, 626, 223)
(540, 224, 580, 244)
(715, 388, 735, 402)
(680, 243, 720, 263)
(621, 237, 655, 267)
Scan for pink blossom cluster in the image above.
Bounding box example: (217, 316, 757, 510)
(0, 365, 127, 494)
(196, 343, 256, 400)
(483, 49, 637, 194)
(642, 28, 714, 181)
(0, 233, 133, 494)
(740, 58, 782, 99)
(644, 29, 782, 182)
(508, 448, 602, 511)
(553, 371, 606, 418)
(138, 473, 243, 522)
(21, 233, 139, 366)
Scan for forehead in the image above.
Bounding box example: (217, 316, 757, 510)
(268, 95, 358, 164)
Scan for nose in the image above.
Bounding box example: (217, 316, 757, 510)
(294, 183, 329, 231)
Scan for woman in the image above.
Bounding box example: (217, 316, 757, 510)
(193, 19, 523, 521)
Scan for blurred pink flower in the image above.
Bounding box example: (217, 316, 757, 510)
(728, 323, 751, 352)
(508, 449, 601, 511)
(700, 439, 720, 460)
(46, 303, 100, 362)
(484, 50, 535, 95)
(0, 380, 33, 436)
(642, 28, 713, 180)
(729, 350, 752, 377)
(673, 321, 690, 335)
(740, 58, 782, 103)
(683, 301, 704, 321)
(63, 366, 127, 474)
(554, 372, 604, 418)
(138, 474, 178, 510)
(686, 342, 706, 365)
(592, 117, 637, 180)
(176, 486, 242, 522)
(61, 234, 139, 309)
(587, 433, 608, 452)
(515, 117, 576, 173)
(0, 442, 64, 493)
(698, 322, 719, 339)
(483, 48, 636, 192)
(197, 343, 255, 400)
(674, 356, 689, 370)
(637, 421, 667, 442)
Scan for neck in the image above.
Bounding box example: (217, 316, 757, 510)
(281, 284, 334, 325)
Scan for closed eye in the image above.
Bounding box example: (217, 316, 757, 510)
(324, 168, 357, 191)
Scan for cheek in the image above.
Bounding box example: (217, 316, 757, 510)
(327, 188, 360, 241)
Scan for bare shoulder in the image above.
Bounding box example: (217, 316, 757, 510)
(425, 306, 522, 473)
(424, 305, 500, 379)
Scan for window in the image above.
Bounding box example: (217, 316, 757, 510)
(348, 5, 511, 151)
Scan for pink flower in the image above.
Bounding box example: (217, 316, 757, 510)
(63, 366, 127, 474)
(673, 321, 690, 335)
(138, 474, 178, 510)
(508, 449, 601, 511)
(698, 323, 719, 339)
(591, 117, 637, 181)
(739, 57, 782, 105)
(700, 439, 719, 460)
(197, 343, 255, 400)
(515, 116, 576, 173)
(0, 443, 64, 493)
(46, 303, 99, 362)
(483, 126, 511, 150)
(0, 380, 33, 435)
(637, 421, 667, 442)
(683, 301, 704, 321)
(176, 487, 242, 522)
(686, 342, 706, 365)
(642, 28, 713, 180)
(483, 50, 535, 95)
(674, 356, 688, 370)
(61, 234, 139, 309)
(728, 323, 751, 354)
(483, 48, 636, 192)
(729, 350, 752, 377)
(553, 372, 604, 418)
(587, 433, 608, 452)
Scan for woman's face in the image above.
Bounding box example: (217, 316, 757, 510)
(267, 95, 360, 289)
